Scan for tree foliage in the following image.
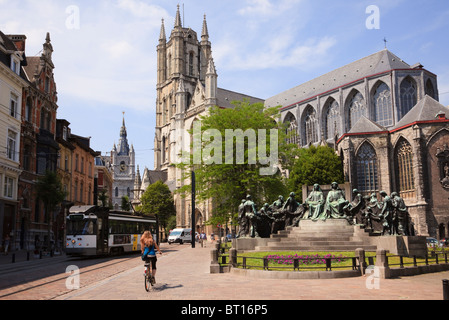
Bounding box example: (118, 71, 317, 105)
(35, 170, 66, 250)
(287, 145, 345, 200)
(140, 180, 176, 235)
(177, 99, 291, 225)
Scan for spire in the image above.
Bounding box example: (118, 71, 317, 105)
(174, 4, 182, 28)
(42, 31, 53, 64)
(206, 57, 216, 75)
(117, 112, 130, 156)
(201, 14, 209, 40)
(159, 18, 166, 42)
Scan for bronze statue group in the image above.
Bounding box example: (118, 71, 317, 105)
(237, 182, 414, 238)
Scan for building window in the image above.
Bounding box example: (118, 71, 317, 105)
(325, 99, 341, 140)
(348, 91, 366, 130)
(355, 142, 378, 193)
(23, 145, 31, 171)
(373, 82, 393, 127)
(303, 106, 318, 146)
(25, 98, 32, 122)
(11, 57, 19, 74)
(7, 130, 18, 161)
(425, 79, 435, 99)
(45, 77, 50, 93)
(10, 93, 18, 118)
(74, 180, 78, 201)
(395, 139, 415, 199)
(4, 176, 14, 198)
(284, 113, 299, 145)
(399, 77, 417, 120)
(189, 52, 194, 76)
(65, 155, 69, 171)
(115, 187, 118, 197)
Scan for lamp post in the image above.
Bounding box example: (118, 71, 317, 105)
(191, 171, 195, 248)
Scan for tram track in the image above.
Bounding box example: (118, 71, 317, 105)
(0, 253, 142, 299)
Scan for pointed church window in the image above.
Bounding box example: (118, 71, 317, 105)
(303, 106, 318, 145)
(284, 113, 299, 145)
(355, 142, 378, 193)
(348, 92, 366, 130)
(395, 139, 415, 199)
(373, 82, 393, 127)
(325, 100, 341, 140)
(399, 77, 417, 119)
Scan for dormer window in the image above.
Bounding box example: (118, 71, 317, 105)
(11, 56, 20, 75)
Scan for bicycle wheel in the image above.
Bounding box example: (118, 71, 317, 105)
(145, 274, 152, 292)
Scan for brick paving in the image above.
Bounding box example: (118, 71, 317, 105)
(51, 243, 449, 301)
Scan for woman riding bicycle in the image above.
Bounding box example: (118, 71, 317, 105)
(140, 231, 162, 282)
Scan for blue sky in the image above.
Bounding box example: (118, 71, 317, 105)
(1, 0, 449, 172)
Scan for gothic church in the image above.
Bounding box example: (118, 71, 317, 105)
(153, 6, 263, 232)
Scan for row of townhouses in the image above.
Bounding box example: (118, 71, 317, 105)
(0, 31, 115, 252)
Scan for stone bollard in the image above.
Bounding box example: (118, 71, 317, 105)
(375, 249, 391, 279)
(355, 248, 367, 275)
(229, 248, 237, 268)
(210, 247, 221, 274)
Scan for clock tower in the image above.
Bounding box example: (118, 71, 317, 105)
(111, 114, 135, 210)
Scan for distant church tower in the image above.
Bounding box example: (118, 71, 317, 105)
(154, 6, 217, 229)
(111, 114, 136, 210)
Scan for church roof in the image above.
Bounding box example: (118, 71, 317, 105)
(216, 87, 264, 109)
(265, 49, 412, 109)
(392, 95, 449, 129)
(348, 116, 387, 134)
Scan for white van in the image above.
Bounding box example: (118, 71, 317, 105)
(168, 228, 192, 244)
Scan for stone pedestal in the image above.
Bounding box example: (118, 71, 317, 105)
(374, 236, 427, 257)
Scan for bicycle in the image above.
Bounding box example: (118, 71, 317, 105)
(144, 253, 158, 292)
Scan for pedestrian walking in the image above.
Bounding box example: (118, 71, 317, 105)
(4, 235, 10, 255)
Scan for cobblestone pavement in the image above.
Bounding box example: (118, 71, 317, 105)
(1, 242, 448, 302)
(52, 243, 449, 301)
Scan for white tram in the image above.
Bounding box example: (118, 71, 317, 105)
(65, 205, 157, 256)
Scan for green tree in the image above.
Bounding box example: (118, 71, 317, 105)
(121, 196, 131, 211)
(98, 190, 110, 209)
(177, 99, 290, 225)
(287, 145, 345, 200)
(35, 170, 66, 251)
(140, 181, 176, 237)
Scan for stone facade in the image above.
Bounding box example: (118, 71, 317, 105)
(109, 116, 135, 210)
(153, 6, 263, 233)
(266, 48, 448, 238)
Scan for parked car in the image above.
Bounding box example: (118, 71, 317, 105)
(426, 237, 439, 247)
(439, 238, 448, 247)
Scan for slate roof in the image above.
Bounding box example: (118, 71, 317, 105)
(216, 87, 264, 109)
(348, 116, 387, 134)
(265, 49, 412, 109)
(392, 95, 449, 129)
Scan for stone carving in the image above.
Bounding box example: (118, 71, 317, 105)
(436, 144, 449, 189)
(236, 185, 414, 238)
(324, 182, 349, 220)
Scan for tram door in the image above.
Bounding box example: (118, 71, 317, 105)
(96, 211, 109, 255)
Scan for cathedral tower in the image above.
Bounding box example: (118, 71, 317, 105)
(111, 114, 135, 210)
(154, 6, 217, 228)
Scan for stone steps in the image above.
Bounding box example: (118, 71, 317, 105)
(254, 219, 378, 252)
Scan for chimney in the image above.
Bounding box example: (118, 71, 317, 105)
(7, 34, 27, 51)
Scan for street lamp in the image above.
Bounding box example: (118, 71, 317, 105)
(191, 170, 195, 248)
